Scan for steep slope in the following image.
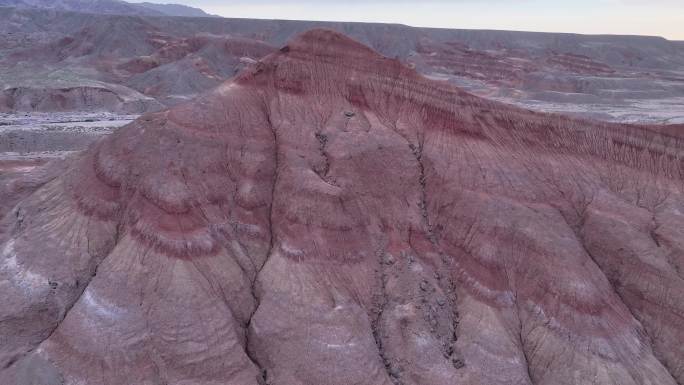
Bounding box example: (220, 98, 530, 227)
(1, 29, 683, 385)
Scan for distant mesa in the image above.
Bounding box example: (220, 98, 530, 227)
(0, 0, 215, 17)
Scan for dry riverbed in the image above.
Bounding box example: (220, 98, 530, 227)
(0, 112, 135, 174)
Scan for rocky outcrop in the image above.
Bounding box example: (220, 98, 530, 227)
(1, 29, 683, 385)
(0, 85, 162, 114)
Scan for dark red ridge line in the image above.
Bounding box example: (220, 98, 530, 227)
(508, 262, 536, 385)
(406, 133, 468, 374)
(383, 113, 469, 377)
(243, 95, 279, 383)
(372, 246, 402, 385)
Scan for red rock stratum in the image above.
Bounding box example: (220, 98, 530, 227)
(1, 29, 684, 385)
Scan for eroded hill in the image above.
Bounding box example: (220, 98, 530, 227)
(1, 29, 683, 385)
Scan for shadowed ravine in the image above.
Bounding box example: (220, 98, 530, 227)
(1, 29, 683, 385)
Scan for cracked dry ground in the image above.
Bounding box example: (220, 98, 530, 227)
(1, 29, 684, 385)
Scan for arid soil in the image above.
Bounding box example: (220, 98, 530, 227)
(1, 30, 683, 385)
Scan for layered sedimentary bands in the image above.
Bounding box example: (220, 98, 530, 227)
(1, 30, 684, 385)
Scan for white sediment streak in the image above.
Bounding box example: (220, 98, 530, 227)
(81, 288, 126, 320)
(1, 239, 49, 292)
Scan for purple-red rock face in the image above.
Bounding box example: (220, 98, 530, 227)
(1, 29, 684, 385)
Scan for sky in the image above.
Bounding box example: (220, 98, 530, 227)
(131, 0, 684, 40)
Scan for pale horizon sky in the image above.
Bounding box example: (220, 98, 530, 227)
(131, 0, 684, 40)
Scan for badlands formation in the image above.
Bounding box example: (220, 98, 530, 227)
(2, 7, 684, 123)
(1, 29, 684, 385)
